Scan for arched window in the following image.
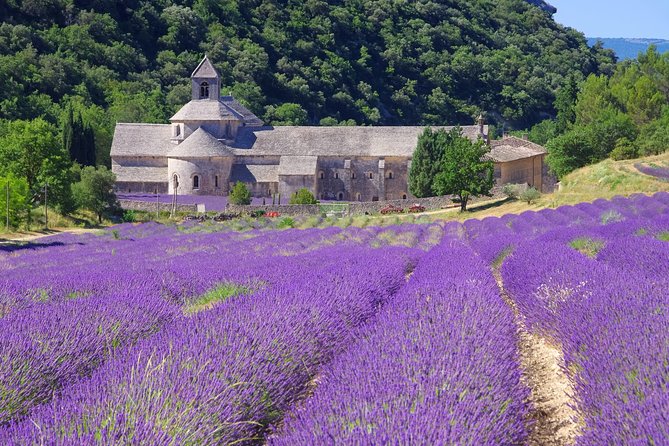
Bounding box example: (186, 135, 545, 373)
(215, 175, 219, 188)
(356, 193, 362, 201)
(193, 175, 200, 189)
(172, 174, 179, 190)
(368, 172, 373, 179)
(335, 172, 339, 179)
(319, 171, 325, 179)
(387, 171, 393, 179)
(402, 194, 407, 200)
(351, 172, 356, 179)
(200, 82, 209, 99)
(337, 192, 344, 201)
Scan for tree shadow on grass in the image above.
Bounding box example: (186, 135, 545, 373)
(0, 240, 71, 253)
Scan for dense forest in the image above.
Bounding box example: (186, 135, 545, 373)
(0, 0, 614, 166)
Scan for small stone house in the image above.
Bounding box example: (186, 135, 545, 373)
(489, 136, 548, 191)
(111, 56, 549, 201)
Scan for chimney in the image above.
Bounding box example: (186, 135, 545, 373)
(522, 133, 529, 141)
(477, 113, 485, 135)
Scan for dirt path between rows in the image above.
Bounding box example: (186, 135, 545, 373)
(492, 265, 581, 446)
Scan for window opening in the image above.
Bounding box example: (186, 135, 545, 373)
(200, 82, 209, 99)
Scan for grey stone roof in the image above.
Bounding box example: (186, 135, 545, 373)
(168, 128, 234, 158)
(191, 55, 219, 79)
(230, 164, 279, 183)
(230, 125, 488, 157)
(170, 99, 242, 122)
(113, 166, 167, 183)
(110, 123, 173, 157)
(221, 96, 264, 126)
(278, 156, 318, 176)
(489, 136, 547, 162)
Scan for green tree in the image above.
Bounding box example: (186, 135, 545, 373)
(289, 188, 318, 205)
(554, 75, 579, 134)
(264, 103, 308, 126)
(409, 128, 448, 198)
(0, 173, 30, 229)
(0, 118, 74, 213)
(63, 106, 96, 166)
(546, 127, 597, 178)
(72, 165, 118, 223)
(431, 127, 494, 211)
(229, 181, 251, 205)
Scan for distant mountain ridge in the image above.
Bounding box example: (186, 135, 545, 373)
(588, 37, 669, 60)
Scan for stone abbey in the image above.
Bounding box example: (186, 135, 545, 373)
(111, 56, 547, 201)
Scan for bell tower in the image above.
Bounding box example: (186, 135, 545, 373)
(191, 55, 220, 101)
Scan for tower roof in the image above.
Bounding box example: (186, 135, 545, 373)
(168, 128, 233, 158)
(191, 55, 219, 79)
(170, 100, 242, 121)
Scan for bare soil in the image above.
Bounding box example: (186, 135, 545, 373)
(492, 267, 581, 446)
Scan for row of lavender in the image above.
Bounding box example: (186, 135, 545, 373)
(1, 226, 383, 425)
(501, 221, 669, 444)
(271, 240, 530, 445)
(1, 191, 668, 443)
(0, 247, 417, 443)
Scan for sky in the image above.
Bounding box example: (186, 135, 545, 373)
(552, 0, 669, 39)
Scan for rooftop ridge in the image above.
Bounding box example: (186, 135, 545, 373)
(116, 122, 170, 127)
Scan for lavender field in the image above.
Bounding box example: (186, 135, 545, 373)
(1, 193, 669, 444)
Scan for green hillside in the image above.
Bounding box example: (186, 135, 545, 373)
(0, 0, 613, 165)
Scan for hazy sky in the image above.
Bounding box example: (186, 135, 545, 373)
(552, 0, 669, 39)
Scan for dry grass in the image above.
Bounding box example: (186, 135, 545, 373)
(414, 152, 669, 224)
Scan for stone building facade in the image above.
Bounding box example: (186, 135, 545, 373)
(111, 56, 547, 201)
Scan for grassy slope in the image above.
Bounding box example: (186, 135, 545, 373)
(424, 152, 669, 222)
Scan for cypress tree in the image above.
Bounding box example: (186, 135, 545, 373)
(63, 106, 75, 162)
(409, 128, 444, 198)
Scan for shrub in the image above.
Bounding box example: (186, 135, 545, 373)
(289, 188, 318, 205)
(229, 182, 251, 205)
(519, 187, 541, 204)
(277, 217, 295, 228)
(122, 210, 136, 223)
(72, 166, 119, 223)
(610, 138, 639, 160)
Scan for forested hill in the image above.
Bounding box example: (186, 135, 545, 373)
(0, 0, 614, 164)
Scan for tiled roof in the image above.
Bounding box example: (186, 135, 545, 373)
(170, 99, 242, 121)
(278, 156, 318, 176)
(221, 96, 264, 127)
(110, 123, 173, 157)
(168, 128, 234, 158)
(191, 55, 219, 78)
(230, 125, 488, 157)
(489, 136, 547, 162)
(230, 164, 279, 183)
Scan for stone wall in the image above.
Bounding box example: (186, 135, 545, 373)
(347, 195, 453, 214)
(227, 187, 505, 217)
(227, 204, 322, 216)
(118, 199, 198, 213)
(115, 182, 169, 194)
